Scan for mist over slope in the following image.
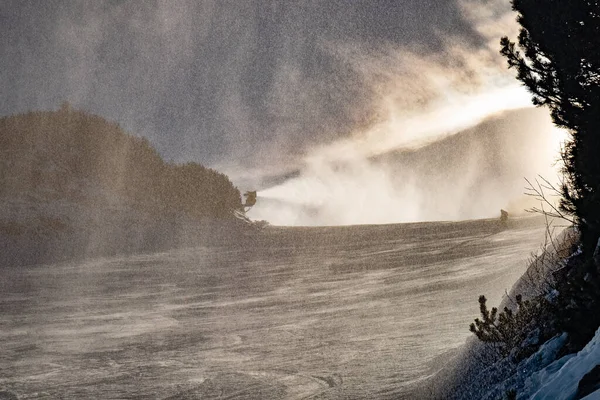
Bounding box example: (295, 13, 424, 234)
(252, 108, 565, 226)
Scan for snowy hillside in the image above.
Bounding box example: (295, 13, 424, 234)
(430, 226, 600, 400)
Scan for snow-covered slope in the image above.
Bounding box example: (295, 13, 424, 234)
(525, 327, 600, 400)
(429, 225, 600, 400)
(0, 217, 549, 399)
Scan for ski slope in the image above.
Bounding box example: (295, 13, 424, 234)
(1, 217, 549, 399)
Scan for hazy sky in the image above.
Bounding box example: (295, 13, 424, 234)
(0, 0, 565, 225)
(3, 1, 505, 164)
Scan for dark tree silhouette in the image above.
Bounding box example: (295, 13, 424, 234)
(498, 1, 600, 352)
(0, 108, 243, 219)
(500, 0, 600, 255)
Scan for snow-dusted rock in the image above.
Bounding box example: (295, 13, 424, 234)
(526, 327, 600, 400)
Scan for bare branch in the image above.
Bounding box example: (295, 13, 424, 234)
(523, 176, 575, 224)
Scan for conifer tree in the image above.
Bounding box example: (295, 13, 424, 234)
(500, 0, 600, 255)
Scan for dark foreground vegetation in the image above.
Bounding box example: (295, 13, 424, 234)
(0, 104, 246, 266)
(498, 0, 600, 356)
(434, 1, 600, 398)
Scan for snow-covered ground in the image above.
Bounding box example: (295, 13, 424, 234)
(1, 217, 549, 399)
(445, 326, 600, 400)
(526, 327, 600, 399)
(430, 225, 600, 400)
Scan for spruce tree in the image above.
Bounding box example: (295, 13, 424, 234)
(500, 0, 600, 255)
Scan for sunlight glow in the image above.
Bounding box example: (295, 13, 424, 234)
(252, 82, 567, 226)
(309, 82, 534, 163)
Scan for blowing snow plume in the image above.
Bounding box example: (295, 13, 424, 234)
(1, 1, 567, 227)
(251, 108, 566, 226)
(245, 0, 568, 226)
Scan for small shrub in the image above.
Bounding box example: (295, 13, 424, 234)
(505, 389, 517, 400)
(470, 294, 554, 361)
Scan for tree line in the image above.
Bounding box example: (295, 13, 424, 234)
(0, 104, 243, 219)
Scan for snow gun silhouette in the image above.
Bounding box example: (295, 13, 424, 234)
(500, 209, 509, 226)
(243, 191, 257, 211)
(234, 191, 257, 223)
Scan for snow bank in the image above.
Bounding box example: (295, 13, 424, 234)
(523, 327, 600, 400)
(440, 333, 568, 400)
(500, 225, 577, 310)
(426, 225, 588, 399)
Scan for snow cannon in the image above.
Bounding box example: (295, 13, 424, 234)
(234, 191, 258, 224)
(244, 191, 257, 211)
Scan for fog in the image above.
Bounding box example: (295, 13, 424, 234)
(250, 108, 566, 226)
(245, 3, 567, 226)
(243, 0, 568, 226)
(1, 0, 567, 227)
(1, 3, 575, 398)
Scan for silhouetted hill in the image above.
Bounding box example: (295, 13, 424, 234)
(0, 104, 243, 218)
(0, 105, 246, 266)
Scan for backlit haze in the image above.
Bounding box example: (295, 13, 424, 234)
(1, 0, 568, 226)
